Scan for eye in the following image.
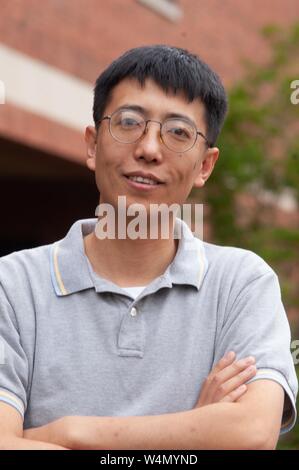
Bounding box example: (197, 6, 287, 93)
(167, 126, 191, 140)
(172, 128, 188, 137)
(120, 117, 140, 128)
(113, 110, 144, 130)
(163, 118, 194, 142)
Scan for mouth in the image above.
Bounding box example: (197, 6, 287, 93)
(124, 174, 164, 191)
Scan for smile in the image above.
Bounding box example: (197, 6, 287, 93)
(128, 175, 160, 185)
(124, 175, 163, 191)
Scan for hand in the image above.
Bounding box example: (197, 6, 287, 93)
(195, 351, 256, 408)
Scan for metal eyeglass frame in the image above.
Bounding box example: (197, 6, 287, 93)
(98, 110, 211, 153)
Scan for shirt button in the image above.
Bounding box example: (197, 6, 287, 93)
(130, 307, 137, 317)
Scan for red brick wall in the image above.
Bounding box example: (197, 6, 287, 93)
(1, 0, 298, 84)
(0, 0, 298, 162)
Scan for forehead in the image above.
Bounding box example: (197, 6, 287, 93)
(105, 78, 206, 128)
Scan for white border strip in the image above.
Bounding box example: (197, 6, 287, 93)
(0, 43, 93, 131)
(137, 0, 183, 22)
(0, 79, 5, 104)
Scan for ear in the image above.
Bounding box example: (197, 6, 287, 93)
(193, 147, 219, 188)
(85, 125, 97, 172)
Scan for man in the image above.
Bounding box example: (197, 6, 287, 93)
(0, 45, 297, 450)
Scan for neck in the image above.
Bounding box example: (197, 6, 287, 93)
(84, 220, 178, 288)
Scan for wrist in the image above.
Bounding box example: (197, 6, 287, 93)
(24, 416, 76, 448)
(52, 416, 77, 448)
(61, 416, 92, 450)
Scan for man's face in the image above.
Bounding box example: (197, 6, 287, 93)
(85, 78, 219, 212)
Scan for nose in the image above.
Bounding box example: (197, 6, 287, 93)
(133, 120, 163, 163)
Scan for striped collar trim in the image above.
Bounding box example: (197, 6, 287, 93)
(49, 218, 209, 296)
(50, 243, 69, 296)
(49, 219, 95, 297)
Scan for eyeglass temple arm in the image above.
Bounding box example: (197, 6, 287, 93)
(98, 116, 110, 123)
(197, 131, 211, 148)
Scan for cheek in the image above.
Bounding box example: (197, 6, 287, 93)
(177, 170, 198, 200)
(94, 148, 122, 192)
(174, 161, 196, 186)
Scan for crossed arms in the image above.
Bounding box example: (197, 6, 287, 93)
(0, 352, 284, 450)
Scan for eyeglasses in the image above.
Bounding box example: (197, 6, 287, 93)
(98, 108, 211, 153)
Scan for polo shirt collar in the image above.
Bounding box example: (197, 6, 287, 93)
(49, 219, 95, 296)
(166, 217, 209, 290)
(50, 217, 209, 297)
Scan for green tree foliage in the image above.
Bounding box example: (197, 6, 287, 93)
(191, 22, 299, 316)
(191, 23, 299, 448)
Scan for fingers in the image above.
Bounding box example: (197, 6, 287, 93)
(212, 351, 236, 375)
(205, 353, 257, 403)
(220, 384, 248, 403)
(215, 356, 256, 385)
(217, 364, 257, 400)
(195, 352, 257, 408)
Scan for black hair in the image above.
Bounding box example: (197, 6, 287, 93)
(93, 45, 228, 147)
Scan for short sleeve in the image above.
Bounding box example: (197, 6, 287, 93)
(214, 267, 298, 435)
(0, 284, 28, 419)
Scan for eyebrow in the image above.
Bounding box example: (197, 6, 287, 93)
(114, 104, 197, 127)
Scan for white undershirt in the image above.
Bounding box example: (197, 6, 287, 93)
(122, 286, 146, 299)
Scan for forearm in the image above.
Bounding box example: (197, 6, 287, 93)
(66, 403, 260, 450)
(0, 436, 69, 450)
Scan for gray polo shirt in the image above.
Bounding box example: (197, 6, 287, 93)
(0, 218, 297, 434)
